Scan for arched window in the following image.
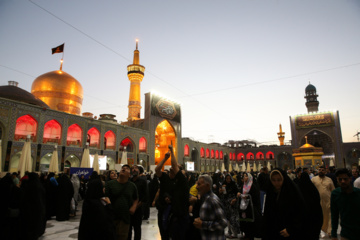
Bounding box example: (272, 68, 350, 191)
(246, 152, 254, 160)
(120, 138, 134, 152)
(87, 127, 100, 148)
(200, 147, 205, 158)
(104, 130, 116, 150)
(256, 152, 264, 160)
(211, 149, 214, 159)
(67, 124, 82, 146)
(237, 153, 245, 161)
(215, 150, 219, 159)
(266, 151, 274, 160)
(15, 115, 37, 141)
(139, 137, 147, 152)
(206, 149, 210, 158)
(220, 151, 223, 159)
(184, 144, 189, 156)
(43, 119, 61, 144)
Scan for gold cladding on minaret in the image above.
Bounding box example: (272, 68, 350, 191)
(31, 70, 83, 115)
(127, 40, 145, 121)
(277, 124, 285, 146)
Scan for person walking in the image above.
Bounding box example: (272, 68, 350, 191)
(193, 174, 228, 240)
(263, 168, 305, 240)
(298, 171, 323, 239)
(311, 165, 335, 238)
(331, 168, 360, 240)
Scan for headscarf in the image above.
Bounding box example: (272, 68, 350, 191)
(242, 172, 253, 194)
(71, 174, 80, 188)
(85, 179, 104, 200)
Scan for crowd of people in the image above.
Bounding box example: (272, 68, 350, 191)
(1, 146, 360, 240)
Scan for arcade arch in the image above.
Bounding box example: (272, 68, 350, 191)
(154, 120, 176, 166)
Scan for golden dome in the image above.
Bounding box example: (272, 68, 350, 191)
(31, 70, 83, 115)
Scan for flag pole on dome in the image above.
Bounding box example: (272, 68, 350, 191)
(51, 43, 65, 71)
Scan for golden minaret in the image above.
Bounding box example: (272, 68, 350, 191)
(278, 124, 285, 146)
(127, 40, 145, 121)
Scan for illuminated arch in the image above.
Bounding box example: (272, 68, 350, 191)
(184, 144, 189, 156)
(139, 137, 147, 152)
(120, 137, 135, 152)
(237, 153, 245, 161)
(211, 149, 214, 159)
(206, 149, 210, 158)
(65, 154, 80, 168)
(87, 127, 100, 148)
(200, 147, 205, 158)
(67, 124, 82, 147)
(104, 130, 116, 150)
(220, 151, 223, 160)
(43, 119, 61, 144)
(246, 152, 254, 160)
(15, 114, 37, 141)
(10, 151, 34, 173)
(215, 150, 219, 159)
(256, 152, 264, 160)
(155, 120, 176, 166)
(266, 151, 274, 160)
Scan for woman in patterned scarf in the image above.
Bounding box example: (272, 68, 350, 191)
(238, 172, 262, 240)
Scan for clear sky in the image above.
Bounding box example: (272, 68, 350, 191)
(1, 0, 360, 145)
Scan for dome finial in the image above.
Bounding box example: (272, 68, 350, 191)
(136, 39, 138, 50)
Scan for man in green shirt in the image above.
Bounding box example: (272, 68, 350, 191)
(331, 168, 360, 240)
(106, 164, 138, 240)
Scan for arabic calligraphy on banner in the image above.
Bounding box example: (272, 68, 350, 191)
(151, 94, 181, 123)
(295, 113, 334, 129)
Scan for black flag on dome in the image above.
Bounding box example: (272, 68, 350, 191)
(52, 43, 64, 54)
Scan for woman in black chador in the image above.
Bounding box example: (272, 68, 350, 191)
(56, 174, 74, 221)
(78, 179, 116, 240)
(19, 172, 47, 240)
(298, 171, 323, 239)
(263, 168, 305, 240)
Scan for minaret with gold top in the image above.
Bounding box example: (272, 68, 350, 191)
(127, 39, 145, 121)
(277, 124, 285, 146)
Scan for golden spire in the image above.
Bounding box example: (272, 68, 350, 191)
(133, 39, 140, 65)
(277, 123, 285, 146)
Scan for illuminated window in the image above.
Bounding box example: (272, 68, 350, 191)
(139, 137, 147, 152)
(256, 152, 264, 160)
(15, 115, 37, 141)
(215, 150, 219, 159)
(104, 130, 116, 150)
(200, 148, 205, 158)
(246, 152, 254, 160)
(87, 127, 100, 148)
(266, 151, 274, 160)
(67, 124, 82, 146)
(237, 153, 245, 161)
(120, 138, 134, 152)
(211, 149, 214, 159)
(206, 149, 210, 158)
(184, 144, 189, 156)
(220, 151, 223, 159)
(43, 119, 61, 144)
(230, 153, 232, 160)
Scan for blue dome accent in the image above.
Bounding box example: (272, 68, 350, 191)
(305, 83, 316, 93)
